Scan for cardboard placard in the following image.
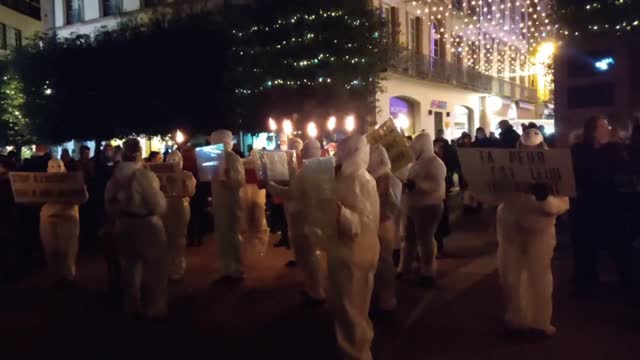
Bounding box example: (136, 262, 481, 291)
(457, 148, 576, 197)
(146, 162, 184, 198)
(366, 119, 414, 173)
(9, 172, 87, 204)
(301, 156, 337, 250)
(254, 150, 290, 184)
(195, 144, 226, 182)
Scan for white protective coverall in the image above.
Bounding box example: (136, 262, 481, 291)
(367, 144, 402, 311)
(400, 132, 446, 280)
(330, 135, 380, 360)
(210, 130, 246, 278)
(40, 159, 88, 282)
(269, 139, 326, 300)
(163, 151, 197, 280)
(497, 128, 569, 334)
(240, 155, 268, 256)
(105, 160, 168, 318)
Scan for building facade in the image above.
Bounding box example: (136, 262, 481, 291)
(555, 34, 640, 142)
(0, 0, 42, 55)
(373, 0, 552, 138)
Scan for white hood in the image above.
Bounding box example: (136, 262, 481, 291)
(48, 158, 66, 173)
(210, 130, 233, 151)
(288, 137, 304, 153)
(367, 144, 391, 179)
(301, 139, 321, 160)
(113, 161, 142, 182)
(410, 132, 435, 161)
(166, 151, 184, 169)
(336, 135, 370, 176)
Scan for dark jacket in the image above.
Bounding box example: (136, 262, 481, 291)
(499, 127, 520, 148)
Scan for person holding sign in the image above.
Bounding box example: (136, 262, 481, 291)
(105, 139, 168, 319)
(399, 132, 446, 289)
(268, 139, 327, 304)
(210, 130, 246, 280)
(497, 125, 569, 336)
(330, 135, 380, 360)
(40, 159, 89, 288)
(163, 151, 197, 280)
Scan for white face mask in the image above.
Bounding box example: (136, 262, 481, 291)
(476, 133, 486, 140)
(521, 129, 544, 147)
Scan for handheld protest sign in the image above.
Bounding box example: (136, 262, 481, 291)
(457, 148, 576, 197)
(146, 162, 184, 198)
(366, 119, 414, 173)
(255, 150, 290, 186)
(195, 144, 226, 182)
(9, 172, 87, 204)
(301, 156, 337, 251)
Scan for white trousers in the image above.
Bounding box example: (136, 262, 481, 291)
(375, 219, 397, 310)
(40, 215, 79, 281)
(328, 258, 376, 360)
(497, 220, 555, 331)
(117, 216, 168, 318)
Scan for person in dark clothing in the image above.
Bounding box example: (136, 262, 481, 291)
(571, 116, 633, 299)
(433, 139, 451, 256)
(498, 120, 520, 148)
(472, 127, 497, 148)
(434, 129, 457, 192)
(0, 159, 18, 284)
(232, 143, 245, 159)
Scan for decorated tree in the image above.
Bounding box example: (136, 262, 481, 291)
(0, 61, 35, 147)
(230, 0, 388, 130)
(8, 0, 387, 143)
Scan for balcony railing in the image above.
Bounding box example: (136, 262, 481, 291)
(388, 47, 538, 103)
(0, 0, 40, 20)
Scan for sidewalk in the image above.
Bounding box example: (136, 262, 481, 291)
(0, 208, 637, 359)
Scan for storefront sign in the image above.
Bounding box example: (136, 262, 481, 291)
(457, 148, 576, 196)
(146, 162, 185, 198)
(9, 172, 87, 204)
(431, 100, 448, 110)
(366, 119, 414, 173)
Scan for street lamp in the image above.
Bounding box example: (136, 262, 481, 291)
(327, 116, 336, 131)
(307, 122, 318, 138)
(345, 115, 356, 134)
(175, 130, 185, 144)
(268, 117, 278, 132)
(282, 119, 293, 136)
(396, 113, 410, 131)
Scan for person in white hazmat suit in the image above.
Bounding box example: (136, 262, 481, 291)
(269, 139, 326, 303)
(163, 151, 196, 280)
(105, 139, 168, 318)
(497, 124, 569, 336)
(329, 135, 380, 360)
(400, 132, 446, 288)
(40, 159, 88, 287)
(210, 130, 246, 279)
(367, 144, 402, 312)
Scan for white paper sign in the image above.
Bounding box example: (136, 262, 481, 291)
(146, 162, 184, 198)
(457, 148, 576, 196)
(301, 156, 337, 250)
(9, 172, 87, 204)
(366, 119, 414, 173)
(255, 150, 290, 184)
(195, 144, 225, 182)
